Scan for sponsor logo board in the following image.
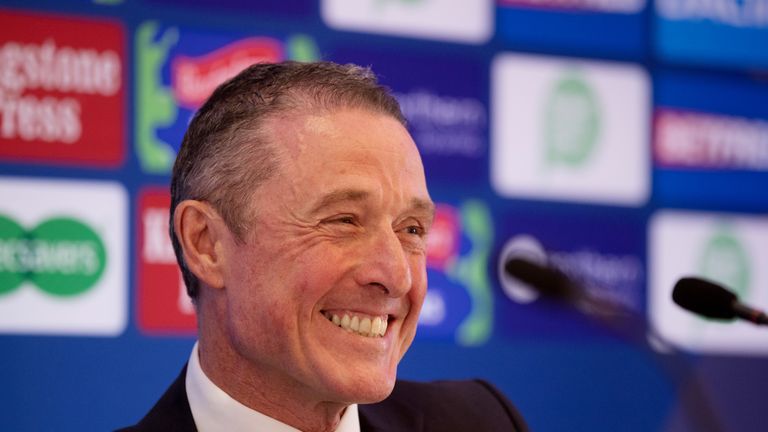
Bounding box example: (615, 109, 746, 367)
(655, 108, 768, 172)
(491, 53, 650, 206)
(322, 0, 493, 43)
(135, 21, 319, 173)
(655, 0, 768, 69)
(418, 200, 495, 346)
(137, 188, 196, 334)
(653, 72, 768, 209)
(649, 210, 768, 355)
(495, 209, 645, 337)
(330, 48, 488, 183)
(0, 9, 125, 166)
(496, 1, 647, 56)
(0, 177, 127, 335)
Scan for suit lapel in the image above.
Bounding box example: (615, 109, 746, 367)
(358, 394, 424, 432)
(132, 365, 197, 431)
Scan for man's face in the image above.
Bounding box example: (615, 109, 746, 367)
(219, 109, 433, 404)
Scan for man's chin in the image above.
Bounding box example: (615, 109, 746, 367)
(321, 372, 397, 405)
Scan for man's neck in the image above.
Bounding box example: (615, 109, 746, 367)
(197, 335, 349, 432)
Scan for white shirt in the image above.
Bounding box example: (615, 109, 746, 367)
(186, 342, 361, 432)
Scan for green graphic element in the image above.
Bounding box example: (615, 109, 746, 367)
(0, 215, 106, 297)
(543, 70, 600, 168)
(135, 21, 179, 174)
(0, 215, 26, 294)
(698, 226, 750, 300)
(287, 34, 319, 63)
(446, 201, 493, 346)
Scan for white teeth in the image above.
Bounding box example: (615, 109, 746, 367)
(360, 317, 371, 335)
(326, 312, 388, 338)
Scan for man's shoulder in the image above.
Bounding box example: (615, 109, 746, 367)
(360, 379, 528, 432)
(114, 366, 195, 432)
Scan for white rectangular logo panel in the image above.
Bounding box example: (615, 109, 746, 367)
(0, 177, 127, 336)
(321, 0, 493, 43)
(649, 210, 768, 356)
(491, 53, 650, 206)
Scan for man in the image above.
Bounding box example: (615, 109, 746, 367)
(119, 61, 528, 432)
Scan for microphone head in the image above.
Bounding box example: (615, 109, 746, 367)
(672, 277, 737, 320)
(504, 257, 574, 300)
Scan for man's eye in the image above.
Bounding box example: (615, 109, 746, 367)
(406, 225, 424, 236)
(336, 216, 355, 225)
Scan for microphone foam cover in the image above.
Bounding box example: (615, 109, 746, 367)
(672, 277, 737, 320)
(504, 258, 572, 299)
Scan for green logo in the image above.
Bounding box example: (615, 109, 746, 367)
(543, 70, 600, 168)
(698, 226, 750, 299)
(0, 215, 106, 296)
(448, 200, 493, 346)
(135, 21, 180, 174)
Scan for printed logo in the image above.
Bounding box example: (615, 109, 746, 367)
(395, 89, 487, 158)
(0, 216, 106, 297)
(497, 234, 548, 304)
(654, 109, 768, 171)
(321, 0, 493, 43)
(657, 0, 768, 28)
(172, 38, 283, 108)
(655, 0, 768, 68)
(329, 48, 488, 183)
(649, 211, 768, 355)
(0, 177, 127, 336)
(0, 9, 125, 166)
(137, 188, 196, 334)
(491, 53, 650, 206)
(135, 21, 319, 173)
(498, 234, 642, 311)
(543, 71, 600, 169)
(698, 226, 750, 303)
(419, 200, 494, 346)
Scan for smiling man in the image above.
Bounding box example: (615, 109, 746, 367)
(119, 61, 527, 432)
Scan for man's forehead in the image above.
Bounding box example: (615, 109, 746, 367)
(310, 187, 435, 216)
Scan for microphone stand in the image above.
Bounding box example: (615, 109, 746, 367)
(505, 258, 726, 432)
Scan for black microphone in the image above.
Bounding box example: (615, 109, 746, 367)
(503, 257, 725, 432)
(504, 257, 573, 300)
(504, 257, 628, 321)
(672, 277, 768, 325)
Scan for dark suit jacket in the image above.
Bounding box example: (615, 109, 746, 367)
(117, 365, 528, 432)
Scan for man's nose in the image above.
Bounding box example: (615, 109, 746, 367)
(354, 227, 413, 297)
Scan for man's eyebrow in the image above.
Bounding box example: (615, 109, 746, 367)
(408, 198, 436, 222)
(308, 189, 435, 220)
(309, 189, 370, 214)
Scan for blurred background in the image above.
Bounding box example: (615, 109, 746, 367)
(1, 0, 767, 431)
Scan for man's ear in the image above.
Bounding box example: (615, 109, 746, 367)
(173, 200, 229, 290)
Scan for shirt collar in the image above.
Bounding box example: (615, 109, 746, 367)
(186, 342, 360, 432)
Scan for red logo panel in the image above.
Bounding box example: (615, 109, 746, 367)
(137, 188, 197, 335)
(171, 37, 283, 109)
(426, 204, 460, 271)
(0, 9, 125, 166)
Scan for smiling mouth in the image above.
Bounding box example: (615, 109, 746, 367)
(322, 312, 388, 338)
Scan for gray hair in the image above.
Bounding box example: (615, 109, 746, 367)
(169, 61, 406, 298)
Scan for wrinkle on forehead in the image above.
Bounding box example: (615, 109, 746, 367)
(259, 109, 430, 215)
(266, 109, 419, 161)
